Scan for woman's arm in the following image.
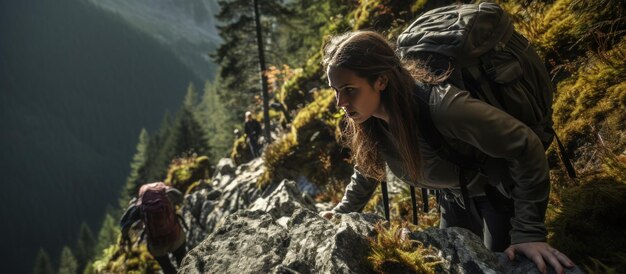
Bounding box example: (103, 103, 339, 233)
(431, 84, 549, 244)
(331, 167, 380, 214)
(432, 84, 575, 272)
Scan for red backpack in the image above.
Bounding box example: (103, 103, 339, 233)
(138, 182, 181, 246)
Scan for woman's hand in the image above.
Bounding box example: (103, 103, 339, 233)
(504, 242, 575, 274)
(319, 210, 335, 220)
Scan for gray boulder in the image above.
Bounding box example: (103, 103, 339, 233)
(180, 157, 585, 274)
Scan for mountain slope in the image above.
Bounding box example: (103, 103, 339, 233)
(0, 0, 202, 272)
(87, 0, 221, 79)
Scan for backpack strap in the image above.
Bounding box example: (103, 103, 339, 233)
(177, 214, 189, 232)
(414, 83, 480, 169)
(547, 127, 578, 179)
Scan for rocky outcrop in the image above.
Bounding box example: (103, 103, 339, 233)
(180, 187, 383, 274)
(182, 158, 264, 247)
(179, 158, 584, 274)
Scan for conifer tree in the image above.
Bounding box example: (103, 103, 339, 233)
(142, 111, 175, 182)
(169, 85, 211, 158)
(213, 0, 293, 117)
(32, 248, 54, 274)
(93, 214, 120, 258)
(57, 246, 78, 274)
(198, 81, 235, 161)
(118, 128, 150, 209)
(82, 261, 94, 274)
(75, 223, 95, 272)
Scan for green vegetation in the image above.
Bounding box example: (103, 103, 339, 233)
(164, 155, 213, 194)
(32, 248, 54, 274)
(497, 0, 626, 68)
(259, 89, 352, 190)
(363, 183, 440, 231)
(57, 246, 78, 274)
(231, 135, 255, 165)
(92, 242, 160, 274)
(499, 1, 626, 270)
(74, 0, 626, 272)
(369, 222, 441, 274)
(76, 223, 96, 272)
(548, 173, 626, 272)
(552, 38, 626, 148)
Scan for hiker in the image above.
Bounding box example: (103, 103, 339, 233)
(317, 24, 575, 274)
(120, 182, 187, 274)
(244, 111, 262, 157)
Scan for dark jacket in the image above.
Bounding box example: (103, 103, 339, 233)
(332, 84, 549, 245)
(244, 119, 262, 139)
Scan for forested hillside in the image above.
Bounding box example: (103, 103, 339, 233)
(0, 0, 204, 272)
(36, 0, 625, 273)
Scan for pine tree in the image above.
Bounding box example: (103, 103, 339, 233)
(142, 111, 175, 182)
(118, 128, 150, 209)
(93, 214, 120, 258)
(198, 81, 236, 161)
(75, 223, 95, 272)
(82, 261, 94, 274)
(132, 85, 213, 188)
(170, 85, 211, 158)
(57, 246, 78, 274)
(213, 0, 293, 117)
(32, 248, 54, 274)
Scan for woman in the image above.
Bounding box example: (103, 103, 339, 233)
(318, 30, 574, 274)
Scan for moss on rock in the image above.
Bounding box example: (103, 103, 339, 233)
(368, 222, 441, 274)
(259, 89, 352, 190)
(165, 155, 213, 193)
(548, 171, 626, 272)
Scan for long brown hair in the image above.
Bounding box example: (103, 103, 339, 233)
(322, 30, 442, 182)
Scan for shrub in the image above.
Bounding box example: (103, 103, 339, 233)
(548, 170, 626, 272)
(164, 154, 213, 193)
(259, 89, 352, 190)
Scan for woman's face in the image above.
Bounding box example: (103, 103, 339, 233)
(327, 66, 387, 123)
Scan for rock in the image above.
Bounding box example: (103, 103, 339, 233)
(182, 158, 265, 248)
(249, 179, 317, 219)
(413, 227, 503, 273)
(496, 253, 585, 274)
(413, 227, 586, 274)
(214, 158, 236, 177)
(180, 207, 381, 274)
(179, 210, 290, 274)
(180, 156, 586, 273)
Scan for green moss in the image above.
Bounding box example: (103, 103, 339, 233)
(552, 38, 626, 148)
(258, 89, 352, 189)
(230, 134, 254, 165)
(165, 155, 213, 193)
(368, 222, 441, 274)
(548, 173, 626, 272)
(92, 239, 159, 273)
(279, 52, 322, 112)
(499, 0, 625, 62)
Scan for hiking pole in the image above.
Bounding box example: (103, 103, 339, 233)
(381, 181, 390, 222)
(410, 186, 418, 225)
(421, 188, 429, 213)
